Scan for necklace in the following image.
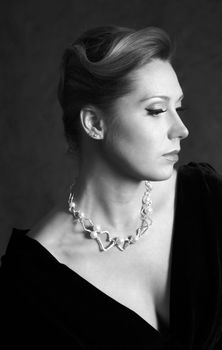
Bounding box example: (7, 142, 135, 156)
(68, 181, 153, 252)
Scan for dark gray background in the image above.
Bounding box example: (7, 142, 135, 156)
(1, 0, 222, 257)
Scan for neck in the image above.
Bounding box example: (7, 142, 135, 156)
(70, 153, 176, 240)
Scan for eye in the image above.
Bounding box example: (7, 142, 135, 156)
(145, 108, 167, 116)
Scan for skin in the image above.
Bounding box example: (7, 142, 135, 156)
(73, 58, 189, 239)
(28, 58, 189, 331)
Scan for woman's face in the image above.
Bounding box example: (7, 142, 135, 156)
(101, 59, 189, 181)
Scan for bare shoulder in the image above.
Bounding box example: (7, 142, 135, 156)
(27, 205, 65, 242)
(26, 203, 85, 258)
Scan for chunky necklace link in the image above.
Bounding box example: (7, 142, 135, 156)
(68, 181, 153, 252)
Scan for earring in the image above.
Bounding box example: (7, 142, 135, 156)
(89, 131, 101, 139)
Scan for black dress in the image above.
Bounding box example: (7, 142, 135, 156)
(1, 163, 222, 349)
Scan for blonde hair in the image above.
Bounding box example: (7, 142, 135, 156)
(58, 25, 173, 152)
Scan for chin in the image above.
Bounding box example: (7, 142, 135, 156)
(142, 164, 175, 182)
(115, 158, 176, 182)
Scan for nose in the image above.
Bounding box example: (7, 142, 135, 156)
(168, 112, 189, 140)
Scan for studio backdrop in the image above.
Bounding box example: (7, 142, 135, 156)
(1, 0, 222, 257)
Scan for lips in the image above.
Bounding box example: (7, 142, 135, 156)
(163, 150, 180, 162)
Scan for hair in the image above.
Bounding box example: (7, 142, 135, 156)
(58, 25, 174, 153)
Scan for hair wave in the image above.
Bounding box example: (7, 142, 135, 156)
(58, 25, 173, 153)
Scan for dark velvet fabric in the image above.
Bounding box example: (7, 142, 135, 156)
(1, 163, 222, 349)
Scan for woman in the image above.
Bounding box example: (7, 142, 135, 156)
(1, 25, 222, 349)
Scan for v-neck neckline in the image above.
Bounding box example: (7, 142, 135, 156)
(15, 165, 183, 339)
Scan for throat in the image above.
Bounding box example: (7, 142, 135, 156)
(69, 180, 152, 249)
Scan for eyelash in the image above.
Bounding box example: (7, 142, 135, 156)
(145, 107, 187, 117)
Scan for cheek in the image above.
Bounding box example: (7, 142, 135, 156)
(102, 117, 173, 181)
(106, 117, 161, 160)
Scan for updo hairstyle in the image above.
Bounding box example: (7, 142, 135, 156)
(58, 25, 173, 153)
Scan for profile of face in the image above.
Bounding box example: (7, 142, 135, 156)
(99, 59, 189, 182)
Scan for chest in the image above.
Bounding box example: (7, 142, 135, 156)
(86, 261, 171, 332)
(60, 220, 174, 332)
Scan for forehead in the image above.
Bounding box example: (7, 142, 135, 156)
(127, 59, 183, 101)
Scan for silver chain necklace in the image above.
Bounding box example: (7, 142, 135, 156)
(68, 181, 153, 252)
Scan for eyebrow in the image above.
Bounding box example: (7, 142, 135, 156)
(139, 94, 184, 103)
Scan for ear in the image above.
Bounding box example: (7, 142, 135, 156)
(80, 106, 105, 140)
